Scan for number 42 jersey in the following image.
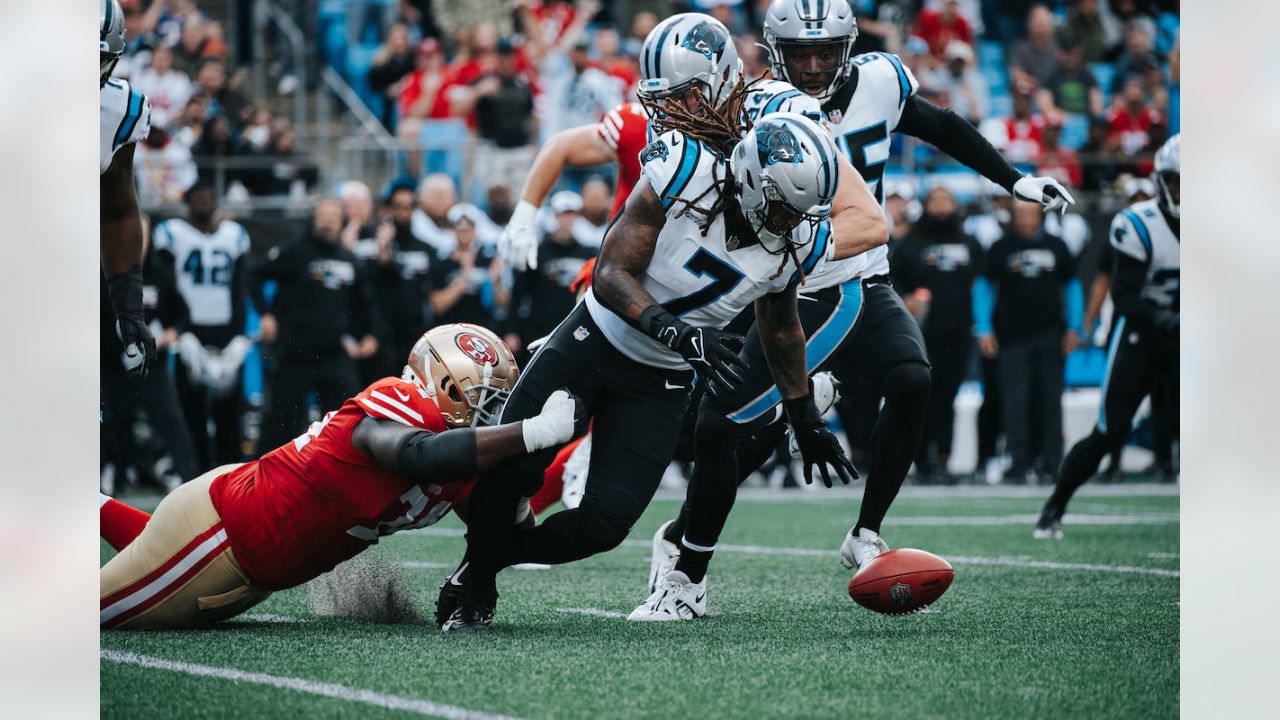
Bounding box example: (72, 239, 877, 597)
(584, 129, 832, 370)
(209, 377, 469, 590)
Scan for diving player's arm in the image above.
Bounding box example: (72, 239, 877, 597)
(828, 152, 888, 260)
(350, 390, 584, 483)
(101, 142, 156, 377)
(893, 95, 1073, 211)
(500, 125, 619, 271)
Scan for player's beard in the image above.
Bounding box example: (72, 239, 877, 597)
(307, 554, 425, 624)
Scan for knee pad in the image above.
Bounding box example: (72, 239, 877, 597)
(883, 361, 931, 404)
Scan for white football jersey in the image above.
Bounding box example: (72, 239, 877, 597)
(821, 52, 920, 277)
(743, 79, 823, 124)
(586, 130, 832, 370)
(153, 219, 250, 327)
(100, 78, 151, 175)
(1109, 199, 1179, 313)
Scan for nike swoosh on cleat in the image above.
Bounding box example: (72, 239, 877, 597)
(664, 381, 685, 390)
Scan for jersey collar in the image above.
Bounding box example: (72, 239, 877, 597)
(821, 66, 860, 122)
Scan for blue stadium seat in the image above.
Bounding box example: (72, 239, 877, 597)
(418, 120, 469, 187)
(1059, 113, 1089, 151)
(977, 41, 1005, 67)
(989, 94, 1013, 117)
(345, 42, 386, 119)
(1089, 62, 1116, 96)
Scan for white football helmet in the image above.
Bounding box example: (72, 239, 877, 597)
(638, 13, 742, 116)
(762, 0, 859, 102)
(1154, 133, 1180, 218)
(100, 0, 126, 85)
(731, 112, 840, 254)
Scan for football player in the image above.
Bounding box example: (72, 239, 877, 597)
(438, 17, 854, 633)
(101, 0, 156, 378)
(100, 324, 582, 630)
(759, 0, 1075, 569)
(1035, 134, 1180, 539)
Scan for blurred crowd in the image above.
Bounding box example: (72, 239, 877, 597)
(103, 0, 1179, 494)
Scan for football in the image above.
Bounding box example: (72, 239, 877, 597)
(848, 549, 955, 615)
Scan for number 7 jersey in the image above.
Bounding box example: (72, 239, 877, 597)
(208, 377, 466, 590)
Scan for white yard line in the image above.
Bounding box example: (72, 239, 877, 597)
(398, 561, 452, 569)
(555, 607, 628, 619)
(101, 650, 527, 720)
(241, 613, 307, 623)
(1147, 552, 1179, 559)
(887, 513, 1179, 526)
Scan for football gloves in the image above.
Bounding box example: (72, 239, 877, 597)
(639, 305, 746, 398)
(522, 389, 587, 452)
(497, 200, 539, 271)
(1012, 175, 1077, 215)
(107, 267, 156, 380)
(783, 389, 857, 488)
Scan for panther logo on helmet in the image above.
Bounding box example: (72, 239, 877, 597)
(456, 332, 499, 366)
(756, 123, 804, 167)
(681, 21, 728, 62)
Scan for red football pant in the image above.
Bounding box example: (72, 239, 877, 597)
(529, 436, 587, 515)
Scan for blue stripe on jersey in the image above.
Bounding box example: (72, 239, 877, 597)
(113, 87, 143, 149)
(879, 52, 911, 108)
(660, 139, 702, 211)
(791, 220, 830, 285)
(727, 278, 863, 423)
(763, 90, 801, 116)
(1097, 315, 1127, 433)
(1121, 209, 1153, 262)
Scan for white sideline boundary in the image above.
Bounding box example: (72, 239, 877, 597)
(101, 650, 527, 720)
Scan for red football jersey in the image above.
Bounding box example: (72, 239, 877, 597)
(596, 102, 647, 218)
(208, 377, 469, 590)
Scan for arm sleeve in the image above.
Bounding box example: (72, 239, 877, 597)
(355, 417, 480, 483)
(972, 276, 995, 336)
(894, 95, 1023, 193)
(1064, 278, 1084, 334)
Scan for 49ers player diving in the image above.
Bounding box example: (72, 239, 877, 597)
(100, 324, 582, 630)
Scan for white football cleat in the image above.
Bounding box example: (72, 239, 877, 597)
(840, 527, 890, 570)
(627, 570, 707, 622)
(647, 520, 681, 594)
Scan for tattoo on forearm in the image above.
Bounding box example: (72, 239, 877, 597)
(756, 293, 809, 399)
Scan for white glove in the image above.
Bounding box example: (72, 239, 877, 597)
(526, 334, 552, 355)
(498, 200, 540, 271)
(1012, 175, 1076, 215)
(521, 389, 581, 452)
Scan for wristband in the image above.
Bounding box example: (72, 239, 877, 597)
(638, 305, 690, 351)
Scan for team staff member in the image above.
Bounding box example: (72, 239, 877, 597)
(253, 199, 385, 451)
(508, 191, 596, 361)
(154, 184, 251, 466)
(356, 183, 436, 364)
(428, 204, 510, 328)
(891, 187, 983, 484)
(100, 325, 582, 629)
(975, 202, 1084, 484)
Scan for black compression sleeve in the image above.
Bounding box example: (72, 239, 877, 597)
(895, 95, 1023, 193)
(1109, 251, 1154, 329)
(397, 428, 479, 483)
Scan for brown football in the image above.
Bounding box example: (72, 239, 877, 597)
(847, 548, 954, 615)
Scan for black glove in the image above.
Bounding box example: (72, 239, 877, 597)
(640, 305, 747, 397)
(783, 389, 857, 488)
(107, 267, 156, 380)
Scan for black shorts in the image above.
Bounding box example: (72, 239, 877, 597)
(834, 279, 930, 380)
(704, 278, 865, 425)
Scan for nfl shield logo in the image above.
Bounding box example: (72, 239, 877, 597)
(889, 582, 913, 607)
(574, 326, 590, 341)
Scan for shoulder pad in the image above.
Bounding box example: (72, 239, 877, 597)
(854, 52, 919, 109)
(640, 131, 709, 213)
(1109, 206, 1153, 263)
(355, 377, 446, 432)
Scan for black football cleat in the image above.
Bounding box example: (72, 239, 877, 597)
(1032, 505, 1064, 540)
(435, 578, 465, 629)
(440, 596, 496, 633)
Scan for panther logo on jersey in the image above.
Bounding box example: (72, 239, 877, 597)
(455, 332, 499, 365)
(640, 139, 669, 166)
(756, 124, 804, 167)
(681, 21, 727, 62)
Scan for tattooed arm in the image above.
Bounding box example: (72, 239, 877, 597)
(754, 285, 809, 401)
(592, 178, 667, 322)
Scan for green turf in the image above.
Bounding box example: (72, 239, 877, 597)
(101, 488, 1179, 719)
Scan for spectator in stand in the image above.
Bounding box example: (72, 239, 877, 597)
(1037, 119, 1083, 189)
(135, 126, 200, 206)
(172, 96, 208, 149)
(917, 0, 974, 62)
(1078, 115, 1117, 191)
(338, 181, 377, 251)
(192, 57, 247, 124)
(191, 115, 239, 182)
(737, 33, 769, 82)
(593, 27, 638, 98)
(254, 198, 383, 451)
(1011, 5, 1061, 89)
(411, 173, 458, 257)
(1114, 19, 1161, 86)
(700, 0, 751, 36)
(928, 40, 988, 125)
(891, 187, 983, 484)
(172, 16, 211, 78)
(1059, 0, 1119, 64)
(239, 106, 274, 153)
(456, 39, 536, 204)
(625, 11, 659, 56)
(885, 181, 918, 241)
(395, 39, 454, 179)
(1037, 35, 1103, 119)
(368, 22, 417, 131)
(984, 82, 1044, 163)
(975, 201, 1084, 484)
(575, 178, 611, 246)
(546, 36, 622, 136)
(510, 191, 596, 359)
(485, 184, 516, 227)
(429, 204, 510, 328)
(132, 45, 194, 131)
(1108, 77, 1163, 157)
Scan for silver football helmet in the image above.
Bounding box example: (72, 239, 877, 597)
(638, 13, 742, 114)
(1153, 133, 1180, 218)
(731, 112, 840, 254)
(100, 0, 126, 84)
(762, 0, 858, 102)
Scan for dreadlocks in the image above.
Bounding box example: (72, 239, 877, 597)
(639, 77, 766, 235)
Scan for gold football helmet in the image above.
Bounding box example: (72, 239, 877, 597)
(403, 323, 519, 428)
